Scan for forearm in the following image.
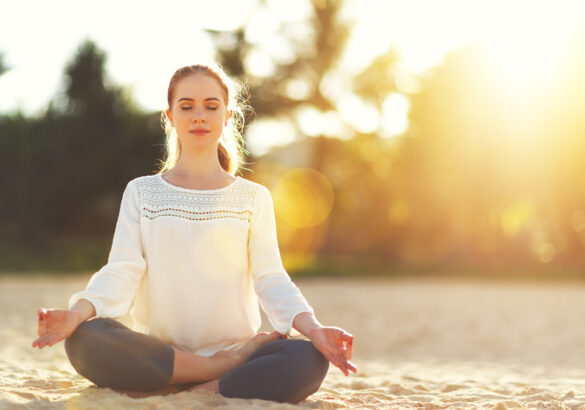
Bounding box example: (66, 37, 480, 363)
(292, 311, 323, 339)
(69, 299, 96, 326)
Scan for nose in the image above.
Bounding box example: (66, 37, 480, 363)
(191, 106, 206, 123)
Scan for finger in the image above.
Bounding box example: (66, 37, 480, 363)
(336, 362, 349, 376)
(340, 332, 354, 342)
(331, 353, 350, 376)
(33, 334, 50, 349)
(47, 334, 63, 347)
(337, 359, 357, 376)
(339, 345, 352, 359)
(37, 310, 48, 336)
(329, 356, 348, 376)
(323, 351, 346, 375)
(39, 334, 56, 348)
(346, 360, 358, 373)
(335, 354, 357, 375)
(37, 308, 48, 321)
(344, 343, 353, 360)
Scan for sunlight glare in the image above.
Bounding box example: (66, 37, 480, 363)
(380, 93, 410, 138)
(476, 1, 585, 93)
(337, 95, 379, 134)
(246, 119, 297, 157)
(500, 202, 534, 237)
(273, 168, 334, 229)
(296, 106, 349, 139)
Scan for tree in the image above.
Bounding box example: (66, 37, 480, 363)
(208, 0, 405, 266)
(0, 39, 164, 270)
(0, 52, 8, 76)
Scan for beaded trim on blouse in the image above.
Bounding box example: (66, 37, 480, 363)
(134, 175, 257, 222)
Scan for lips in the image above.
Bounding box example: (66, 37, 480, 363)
(189, 128, 210, 136)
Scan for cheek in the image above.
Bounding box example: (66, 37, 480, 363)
(212, 111, 228, 125)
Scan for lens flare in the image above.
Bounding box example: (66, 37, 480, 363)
(272, 168, 334, 229)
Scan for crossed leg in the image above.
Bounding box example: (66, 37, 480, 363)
(65, 318, 329, 403)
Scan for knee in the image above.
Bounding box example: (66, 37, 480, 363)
(281, 340, 329, 403)
(64, 318, 117, 385)
(66, 319, 101, 365)
(290, 340, 329, 380)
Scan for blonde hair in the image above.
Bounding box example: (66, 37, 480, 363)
(159, 63, 248, 175)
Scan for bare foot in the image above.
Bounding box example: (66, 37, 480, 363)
(209, 331, 284, 368)
(188, 332, 284, 394)
(188, 379, 220, 393)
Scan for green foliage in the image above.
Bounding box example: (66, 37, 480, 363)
(2, 2, 585, 276)
(0, 40, 164, 271)
(0, 52, 8, 76)
(210, 0, 350, 124)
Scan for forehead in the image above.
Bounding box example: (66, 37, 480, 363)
(173, 73, 227, 103)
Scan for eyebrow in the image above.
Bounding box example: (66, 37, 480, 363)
(177, 97, 221, 103)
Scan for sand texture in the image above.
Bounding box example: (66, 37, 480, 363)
(2, 275, 585, 409)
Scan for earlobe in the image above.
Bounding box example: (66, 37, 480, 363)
(225, 110, 232, 126)
(166, 110, 174, 127)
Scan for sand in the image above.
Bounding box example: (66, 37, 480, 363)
(2, 274, 585, 409)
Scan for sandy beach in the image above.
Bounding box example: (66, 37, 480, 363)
(2, 274, 585, 409)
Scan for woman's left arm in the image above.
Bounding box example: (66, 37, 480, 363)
(248, 185, 356, 375)
(293, 312, 357, 376)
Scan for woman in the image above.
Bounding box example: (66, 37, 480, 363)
(32, 63, 356, 404)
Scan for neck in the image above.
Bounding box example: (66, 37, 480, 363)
(172, 145, 227, 179)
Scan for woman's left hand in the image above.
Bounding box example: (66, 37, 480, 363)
(310, 326, 357, 376)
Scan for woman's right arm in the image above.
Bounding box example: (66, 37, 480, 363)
(68, 180, 147, 318)
(32, 299, 96, 348)
(33, 180, 146, 348)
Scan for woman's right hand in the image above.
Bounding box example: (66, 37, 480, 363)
(32, 308, 81, 349)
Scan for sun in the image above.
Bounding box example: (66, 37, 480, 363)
(476, 2, 584, 93)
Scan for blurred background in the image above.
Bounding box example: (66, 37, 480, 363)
(1, 0, 585, 278)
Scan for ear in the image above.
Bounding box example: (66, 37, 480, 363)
(225, 110, 232, 126)
(166, 110, 174, 127)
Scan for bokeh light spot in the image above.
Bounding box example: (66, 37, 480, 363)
(571, 211, 585, 232)
(273, 168, 334, 229)
(500, 202, 533, 237)
(530, 232, 557, 263)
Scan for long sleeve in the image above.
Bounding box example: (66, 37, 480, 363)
(69, 180, 147, 318)
(249, 185, 313, 335)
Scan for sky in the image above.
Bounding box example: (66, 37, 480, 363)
(1, 0, 584, 153)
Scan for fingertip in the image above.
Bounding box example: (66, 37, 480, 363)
(342, 332, 354, 342)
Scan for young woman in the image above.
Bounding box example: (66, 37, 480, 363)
(32, 63, 356, 404)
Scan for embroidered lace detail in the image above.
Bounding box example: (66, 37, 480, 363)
(134, 175, 257, 222)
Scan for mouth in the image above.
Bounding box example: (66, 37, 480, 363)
(189, 128, 210, 136)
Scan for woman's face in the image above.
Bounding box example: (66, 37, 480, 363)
(167, 73, 231, 152)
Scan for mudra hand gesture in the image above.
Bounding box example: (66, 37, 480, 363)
(310, 326, 356, 376)
(32, 308, 82, 349)
(293, 312, 356, 376)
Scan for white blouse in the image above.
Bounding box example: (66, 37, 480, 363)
(69, 174, 313, 356)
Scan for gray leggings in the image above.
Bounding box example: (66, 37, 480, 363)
(65, 318, 329, 404)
